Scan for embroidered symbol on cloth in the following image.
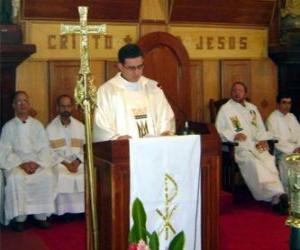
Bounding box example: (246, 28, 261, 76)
(250, 110, 257, 128)
(230, 116, 243, 132)
(133, 107, 149, 137)
(156, 173, 178, 240)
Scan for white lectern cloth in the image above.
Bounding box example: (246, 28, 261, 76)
(130, 135, 201, 250)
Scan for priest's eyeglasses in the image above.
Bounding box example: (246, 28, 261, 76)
(123, 63, 144, 71)
(15, 100, 29, 105)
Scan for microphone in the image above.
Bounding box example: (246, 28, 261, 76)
(156, 82, 192, 135)
(22, 120, 26, 124)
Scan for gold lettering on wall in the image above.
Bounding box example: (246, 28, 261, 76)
(170, 25, 267, 59)
(25, 22, 138, 60)
(105, 35, 112, 49)
(48, 35, 56, 49)
(195, 36, 248, 50)
(47, 34, 120, 50)
(60, 35, 68, 49)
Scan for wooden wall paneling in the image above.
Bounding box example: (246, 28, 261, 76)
(105, 61, 119, 81)
(48, 60, 105, 122)
(190, 60, 204, 122)
(221, 60, 251, 98)
(169, 0, 276, 26)
(22, 0, 141, 22)
(140, 0, 167, 21)
(250, 58, 278, 120)
(202, 60, 221, 123)
(268, 0, 281, 47)
(140, 22, 168, 37)
(16, 61, 48, 125)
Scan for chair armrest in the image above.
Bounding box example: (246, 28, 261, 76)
(266, 139, 278, 155)
(267, 139, 278, 144)
(222, 141, 239, 147)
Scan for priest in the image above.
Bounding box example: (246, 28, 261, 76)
(0, 91, 55, 231)
(266, 93, 300, 192)
(46, 95, 85, 218)
(93, 43, 175, 142)
(215, 82, 288, 214)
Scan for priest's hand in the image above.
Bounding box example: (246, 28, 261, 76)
(20, 161, 39, 175)
(234, 133, 247, 141)
(160, 131, 174, 136)
(294, 147, 300, 153)
(255, 141, 269, 152)
(117, 135, 132, 140)
(70, 159, 81, 173)
(62, 161, 78, 173)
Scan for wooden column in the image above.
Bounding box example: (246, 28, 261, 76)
(0, 24, 36, 131)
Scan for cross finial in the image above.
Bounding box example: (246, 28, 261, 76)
(60, 6, 106, 75)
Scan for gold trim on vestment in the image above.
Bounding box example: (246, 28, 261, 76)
(71, 138, 84, 148)
(50, 139, 66, 148)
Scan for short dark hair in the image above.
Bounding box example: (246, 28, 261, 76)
(276, 93, 292, 104)
(12, 90, 28, 103)
(118, 44, 144, 64)
(56, 94, 74, 106)
(231, 81, 248, 93)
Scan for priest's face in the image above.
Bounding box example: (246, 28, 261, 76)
(278, 98, 292, 115)
(13, 92, 31, 116)
(231, 83, 247, 104)
(118, 56, 144, 82)
(58, 96, 72, 118)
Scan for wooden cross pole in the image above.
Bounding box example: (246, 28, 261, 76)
(60, 6, 106, 250)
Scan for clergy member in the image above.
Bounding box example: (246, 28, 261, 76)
(266, 93, 300, 192)
(93, 43, 175, 142)
(0, 91, 55, 231)
(215, 82, 288, 214)
(46, 95, 85, 218)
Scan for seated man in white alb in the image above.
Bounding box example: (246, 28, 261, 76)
(0, 91, 55, 231)
(215, 82, 288, 214)
(46, 95, 85, 218)
(266, 93, 300, 192)
(93, 43, 175, 141)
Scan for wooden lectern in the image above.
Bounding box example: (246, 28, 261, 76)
(92, 123, 221, 250)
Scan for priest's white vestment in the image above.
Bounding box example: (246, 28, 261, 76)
(93, 73, 175, 142)
(216, 99, 284, 202)
(46, 116, 85, 215)
(0, 117, 55, 225)
(266, 110, 300, 191)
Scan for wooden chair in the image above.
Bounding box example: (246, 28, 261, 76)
(209, 98, 277, 196)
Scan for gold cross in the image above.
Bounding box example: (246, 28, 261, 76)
(60, 6, 106, 75)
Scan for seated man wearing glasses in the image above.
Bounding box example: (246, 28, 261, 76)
(0, 91, 55, 231)
(266, 93, 300, 192)
(93, 43, 175, 141)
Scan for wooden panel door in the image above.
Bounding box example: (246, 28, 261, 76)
(221, 60, 251, 98)
(48, 60, 104, 122)
(138, 32, 191, 130)
(49, 61, 83, 121)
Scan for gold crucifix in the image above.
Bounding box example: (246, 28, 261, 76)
(61, 6, 106, 75)
(60, 6, 106, 250)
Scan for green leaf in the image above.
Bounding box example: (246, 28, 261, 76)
(149, 231, 159, 250)
(169, 231, 185, 250)
(132, 198, 147, 226)
(129, 198, 147, 242)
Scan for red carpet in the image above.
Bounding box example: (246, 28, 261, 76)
(0, 198, 291, 250)
(0, 216, 85, 250)
(220, 192, 290, 250)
